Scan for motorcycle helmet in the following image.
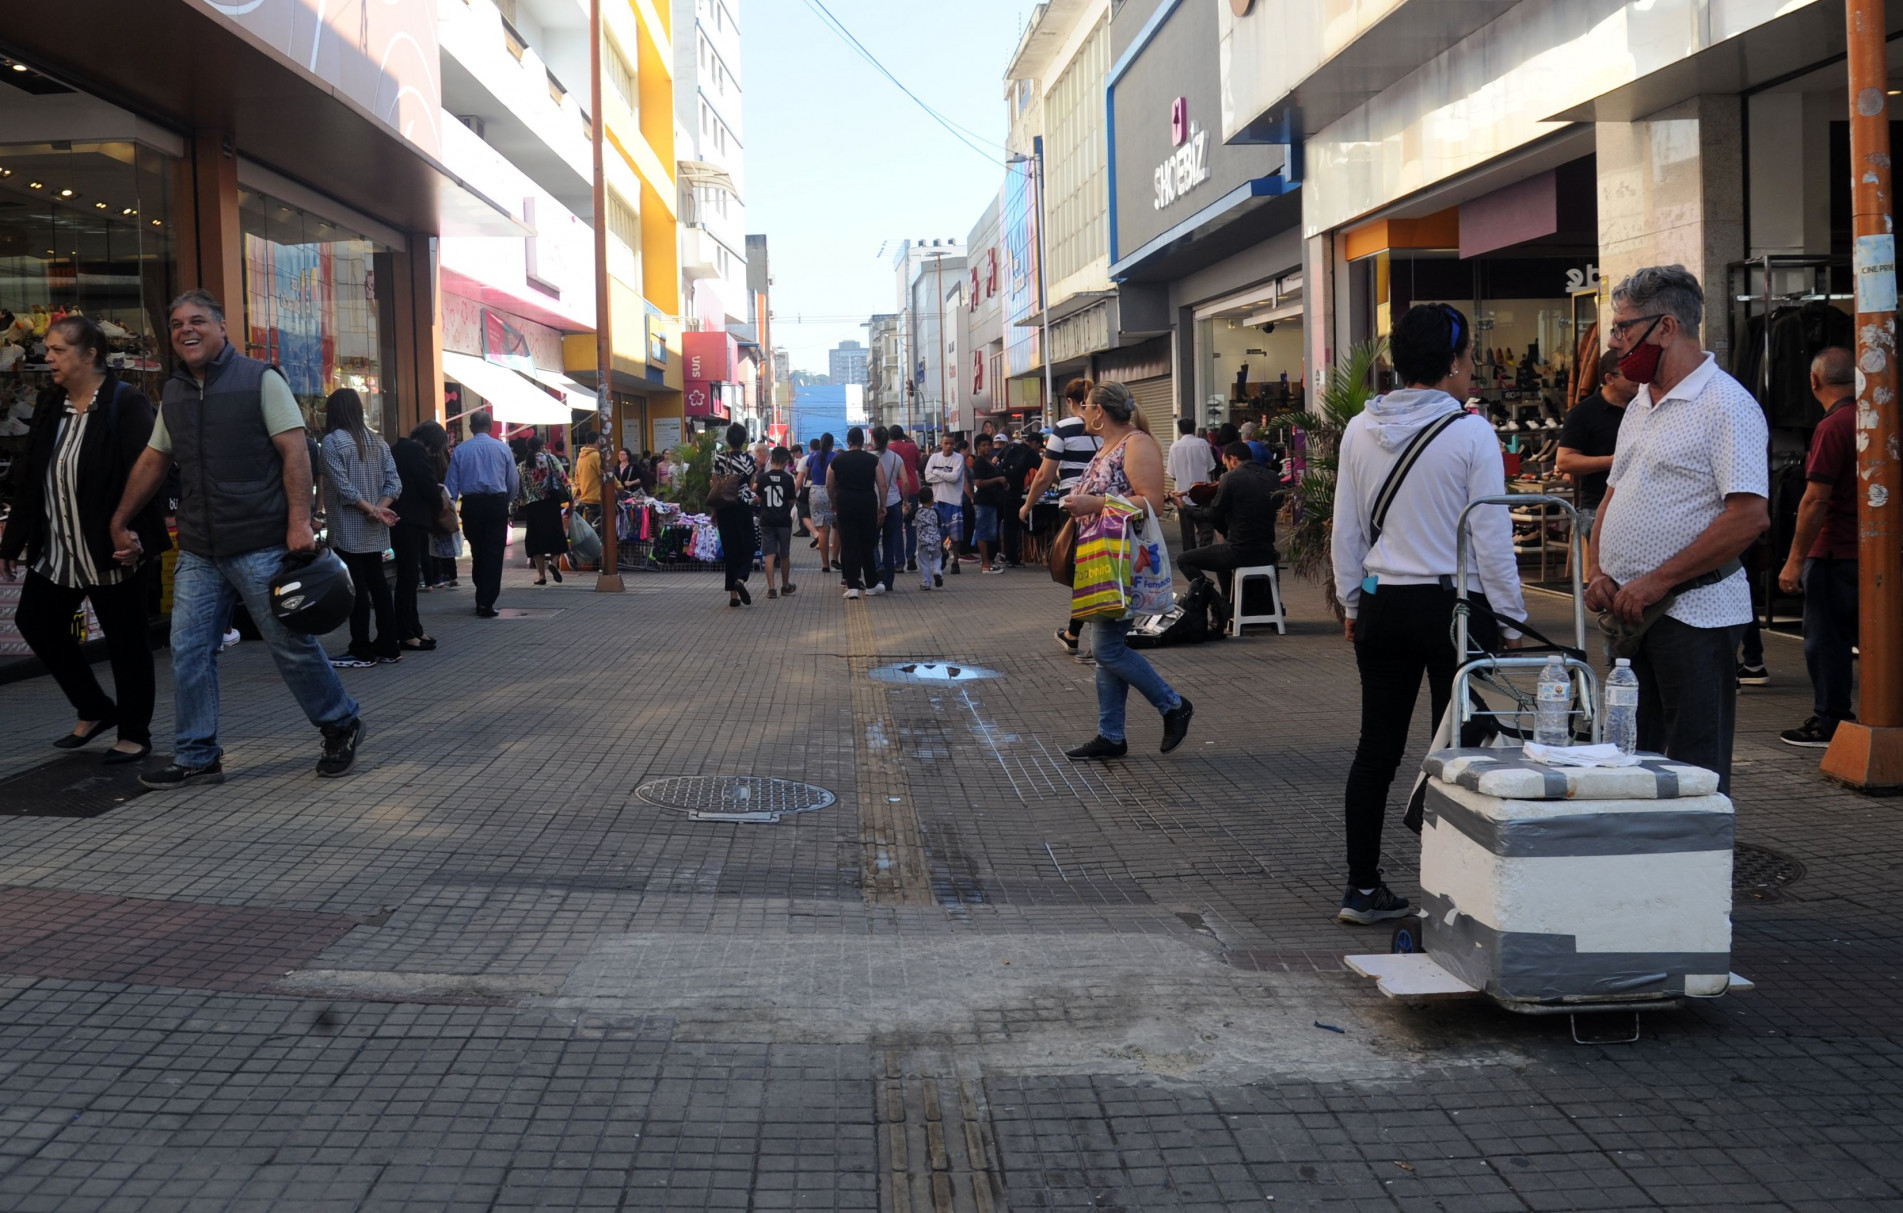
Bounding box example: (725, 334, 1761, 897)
(269, 548, 355, 635)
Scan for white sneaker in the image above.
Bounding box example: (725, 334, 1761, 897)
(843, 588, 860, 600)
(866, 584, 888, 596)
(219, 628, 241, 652)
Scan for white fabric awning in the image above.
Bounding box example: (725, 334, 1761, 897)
(526, 366, 600, 415)
(443, 351, 573, 426)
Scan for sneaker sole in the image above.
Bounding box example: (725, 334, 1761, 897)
(1337, 905, 1413, 925)
(1739, 677, 1771, 686)
(1779, 736, 1831, 748)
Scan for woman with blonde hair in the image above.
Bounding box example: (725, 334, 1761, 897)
(1061, 381, 1192, 759)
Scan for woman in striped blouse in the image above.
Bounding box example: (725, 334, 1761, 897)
(0, 315, 169, 762)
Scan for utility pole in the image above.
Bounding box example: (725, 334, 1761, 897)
(588, 0, 623, 591)
(1823, 0, 1902, 787)
(932, 251, 948, 434)
(1034, 135, 1054, 422)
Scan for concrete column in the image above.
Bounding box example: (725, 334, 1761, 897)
(1596, 95, 1745, 345)
(184, 130, 243, 318)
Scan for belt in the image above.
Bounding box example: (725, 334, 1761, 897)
(1362, 573, 1456, 593)
(464, 491, 509, 499)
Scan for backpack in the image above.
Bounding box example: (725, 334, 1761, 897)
(1129, 577, 1226, 649)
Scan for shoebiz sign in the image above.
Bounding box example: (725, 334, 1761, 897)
(1110, 0, 1286, 270)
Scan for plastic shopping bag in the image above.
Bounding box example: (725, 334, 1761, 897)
(1069, 504, 1135, 621)
(1128, 499, 1174, 617)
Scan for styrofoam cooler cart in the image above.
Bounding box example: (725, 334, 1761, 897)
(1348, 749, 1752, 1041)
(1346, 496, 1751, 1042)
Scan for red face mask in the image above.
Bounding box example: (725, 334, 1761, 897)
(1616, 317, 1666, 384)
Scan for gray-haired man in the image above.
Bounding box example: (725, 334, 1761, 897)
(1585, 265, 1769, 790)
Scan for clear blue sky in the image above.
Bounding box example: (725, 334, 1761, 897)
(744, 0, 1033, 373)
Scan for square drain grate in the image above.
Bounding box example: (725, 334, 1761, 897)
(494, 608, 565, 619)
(0, 754, 154, 818)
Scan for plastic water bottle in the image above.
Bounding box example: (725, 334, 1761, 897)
(1534, 655, 1572, 747)
(1604, 658, 1640, 758)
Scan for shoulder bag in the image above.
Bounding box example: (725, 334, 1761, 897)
(1368, 410, 1465, 547)
(706, 453, 742, 510)
(544, 454, 573, 506)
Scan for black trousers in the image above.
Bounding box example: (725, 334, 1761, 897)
(338, 548, 399, 659)
(1344, 584, 1499, 889)
(15, 568, 157, 746)
(1000, 496, 1025, 565)
(715, 505, 755, 591)
(1178, 543, 1276, 602)
(459, 493, 510, 610)
(1177, 510, 1214, 554)
(390, 523, 427, 640)
(835, 498, 880, 590)
(1633, 616, 1744, 793)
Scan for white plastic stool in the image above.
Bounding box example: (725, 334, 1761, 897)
(1232, 564, 1286, 635)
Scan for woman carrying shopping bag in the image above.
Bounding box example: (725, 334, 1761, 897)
(1060, 382, 1193, 760)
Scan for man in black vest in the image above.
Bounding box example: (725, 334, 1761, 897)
(110, 289, 365, 787)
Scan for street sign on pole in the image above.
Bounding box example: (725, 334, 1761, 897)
(1822, 0, 1902, 788)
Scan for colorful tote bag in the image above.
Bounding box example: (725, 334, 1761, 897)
(1069, 498, 1144, 621)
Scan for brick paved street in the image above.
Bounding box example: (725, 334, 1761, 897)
(1, 549, 1900, 1212)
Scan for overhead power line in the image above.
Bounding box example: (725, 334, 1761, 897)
(795, 0, 1007, 164)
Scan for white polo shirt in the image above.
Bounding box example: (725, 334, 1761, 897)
(1599, 352, 1768, 629)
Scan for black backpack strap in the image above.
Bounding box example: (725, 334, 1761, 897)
(1369, 410, 1464, 546)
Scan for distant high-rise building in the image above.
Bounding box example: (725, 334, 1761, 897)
(829, 339, 869, 387)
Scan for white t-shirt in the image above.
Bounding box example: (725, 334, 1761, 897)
(924, 450, 967, 505)
(1599, 353, 1768, 629)
(1167, 433, 1216, 491)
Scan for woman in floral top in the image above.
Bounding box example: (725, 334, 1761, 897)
(516, 435, 571, 585)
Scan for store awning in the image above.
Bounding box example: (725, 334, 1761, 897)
(443, 351, 573, 426)
(526, 366, 600, 414)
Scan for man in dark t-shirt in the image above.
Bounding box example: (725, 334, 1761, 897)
(1777, 347, 1859, 747)
(970, 434, 1009, 573)
(1557, 351, 1638, 557)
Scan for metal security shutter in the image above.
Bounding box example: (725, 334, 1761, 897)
(1127, 375, 1174, 423)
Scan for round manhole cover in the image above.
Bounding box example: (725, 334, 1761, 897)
(870, 661, 1001, 685)
(1734, 843, 1804, 899)
(634, 776, 835, 822)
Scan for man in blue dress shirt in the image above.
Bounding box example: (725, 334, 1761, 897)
(444, 411, 520, 617)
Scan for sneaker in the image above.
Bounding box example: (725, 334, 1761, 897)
(866, 585, 888, 596)
(1738, 663, 1770, 686)
(139, 760, 225, 790)
(1055, 628, 1079, 655)
(983, 566, 1004, 574)
(316, 718, 365, 777)
(1064, 736, 1128, 761)
(767, 587, 779, 599)
(783, 583, 797, 595)
(218, 628, 242, 652)
(906, 560, 918, 572)
(1338, 884, 1412, 925)
(844, 588, 861, 600)
(1160, 697, 1194, 754)
(919, 582, 932, 591)
(329, 654, 376, 669)
(933, 573, 944, 588)
(949, 561, 961, 575)
(1780, 716, 1840, 748)
(377, 653, 402, 665)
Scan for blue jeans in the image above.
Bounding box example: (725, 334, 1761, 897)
(170, 547, 361, 767)
(877, 505, 905, 590)
(1803, 557, 1858, 724)
(974, 504, 999, 544)
(1091, 618, 1181, 743)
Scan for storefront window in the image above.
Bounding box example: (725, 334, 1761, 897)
(1196, 307, 1304, 429)
(0, 141, 177, 404)
(240, 189, 398, 433)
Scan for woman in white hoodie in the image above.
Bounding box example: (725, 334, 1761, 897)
(1330, 303, 1527, 927)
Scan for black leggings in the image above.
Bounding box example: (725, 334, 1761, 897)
(15, 569, 156, 746)
(1344, 585, 1498, 889)
(390, 523, 427, 639)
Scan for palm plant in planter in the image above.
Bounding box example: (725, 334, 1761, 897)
(670, 431, 720, 513)
(1266, 337, 1387, 621)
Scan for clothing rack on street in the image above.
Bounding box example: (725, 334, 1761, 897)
(1726, 255, 1853, 430)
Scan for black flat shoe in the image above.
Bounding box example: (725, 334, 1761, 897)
(737, 583, 751, 605)
(1065, 736, 1128, 761)
(53, 717, 116, 749)
(102, 744, 151, 766)
(534, 578, 547, 586)
(1161, 697, 1194, 754)
(551, 567, 563, 583)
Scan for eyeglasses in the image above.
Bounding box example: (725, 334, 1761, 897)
(1608, 314, 1666, 340)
